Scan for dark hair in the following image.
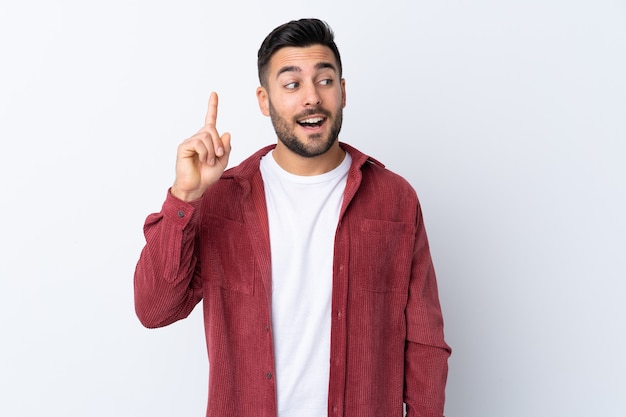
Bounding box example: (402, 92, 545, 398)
(257, 18, 342, 86)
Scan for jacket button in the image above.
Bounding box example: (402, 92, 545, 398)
(266, 372, 273, 380)
(177, 210, 185, 218)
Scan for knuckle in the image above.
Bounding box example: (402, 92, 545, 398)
(195, 131, 212, 140)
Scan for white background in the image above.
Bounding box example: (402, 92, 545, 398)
(1, 1, 625, 416)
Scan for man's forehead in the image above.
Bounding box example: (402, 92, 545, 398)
(269, 45, 338, 75)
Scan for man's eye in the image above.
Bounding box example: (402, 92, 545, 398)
(319, 79, 333, 86)
(285, 82, 299, 89)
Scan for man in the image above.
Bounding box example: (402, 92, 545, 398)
(135, 18, 450, 417)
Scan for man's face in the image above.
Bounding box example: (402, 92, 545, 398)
(257, 45, 346, 158)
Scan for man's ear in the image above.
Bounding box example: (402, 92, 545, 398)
(341, 78, 346, 108)
(256, 86, 270, 116)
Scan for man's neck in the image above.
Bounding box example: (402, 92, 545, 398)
(272, 141, 346, 176)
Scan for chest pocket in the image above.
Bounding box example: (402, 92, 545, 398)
(201, 216, 256, 295)
(350, 218, 414, 293)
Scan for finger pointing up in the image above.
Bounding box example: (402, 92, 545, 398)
(205, 91, 219, 128)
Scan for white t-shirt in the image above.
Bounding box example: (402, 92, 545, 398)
(260, 150, 351, 417)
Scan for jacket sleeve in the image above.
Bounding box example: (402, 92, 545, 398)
(134, 190, 204, 328)
(404, 203, 452, 417)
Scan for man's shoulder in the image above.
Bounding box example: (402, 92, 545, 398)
(362, 161, 417, 198)
(341, 143, 418, 209)
(345, 146, 414, 190)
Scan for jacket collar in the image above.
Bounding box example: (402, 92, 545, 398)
(222, 142, 384, 181)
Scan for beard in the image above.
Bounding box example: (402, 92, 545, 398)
(269, 100, 343, 158)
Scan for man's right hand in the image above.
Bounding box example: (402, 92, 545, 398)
(171, 92, 232, 202)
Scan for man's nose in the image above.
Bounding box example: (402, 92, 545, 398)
(303, 83, 322, 106)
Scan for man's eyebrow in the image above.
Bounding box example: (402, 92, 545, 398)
(276, 65, 301, 78)
(275, 62, 338, 79)
(315, 62, 337, 72)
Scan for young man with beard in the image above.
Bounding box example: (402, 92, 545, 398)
(134, 18, 451, 417)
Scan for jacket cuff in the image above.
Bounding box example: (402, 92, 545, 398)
(162, 188, 202, 229)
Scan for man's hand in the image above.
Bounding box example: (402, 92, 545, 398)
(171, 92, 232, 202)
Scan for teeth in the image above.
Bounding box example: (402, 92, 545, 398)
(300, 117, 323, 124)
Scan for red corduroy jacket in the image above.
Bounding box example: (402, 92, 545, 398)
(134, 143, 451, 417)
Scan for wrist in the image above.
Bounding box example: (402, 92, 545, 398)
(170, 185, 204, 202)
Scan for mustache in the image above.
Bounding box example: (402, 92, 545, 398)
(293, 108, 332, 120)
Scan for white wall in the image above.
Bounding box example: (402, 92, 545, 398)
(1, 1, 624, 416)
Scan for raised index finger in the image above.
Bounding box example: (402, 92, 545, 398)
(204, 91, 219, 127)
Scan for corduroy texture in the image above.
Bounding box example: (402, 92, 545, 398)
(134, 143, 451, 417)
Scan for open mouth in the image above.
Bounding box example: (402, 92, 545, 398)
(297, 116, 326, 128)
